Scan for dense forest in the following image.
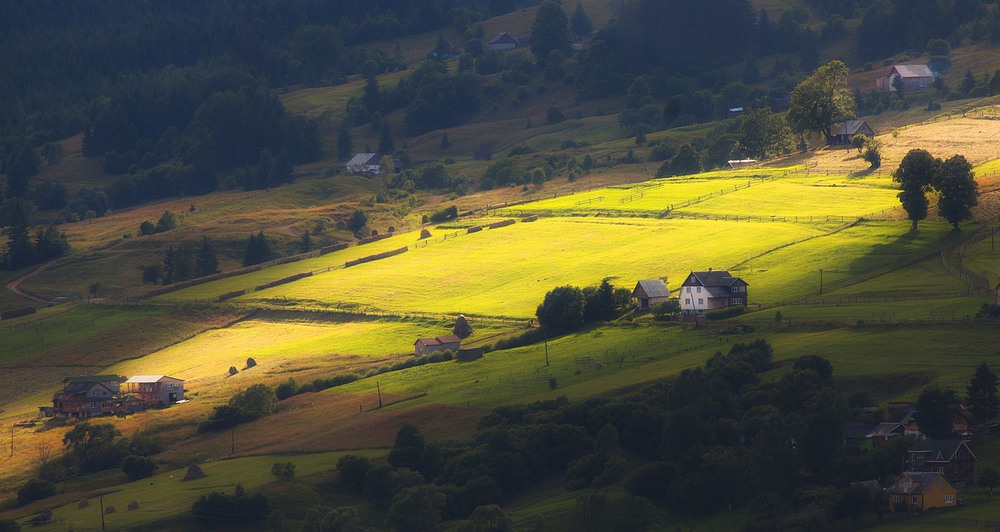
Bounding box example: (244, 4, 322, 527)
(5, 0, 1000, 267)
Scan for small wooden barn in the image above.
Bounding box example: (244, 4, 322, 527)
(414, 335, 461, 356)
(632, 279, 670, 310)
(829, 120, 875, 145)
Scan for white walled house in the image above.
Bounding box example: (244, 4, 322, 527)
(679, 270, 748, 315)
(346, 153, 382, 176)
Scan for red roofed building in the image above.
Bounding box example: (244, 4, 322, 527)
(414, 335, 461, 356)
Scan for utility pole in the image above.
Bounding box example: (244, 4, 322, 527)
(230, 425, 235, 455)
(819, 269, 824, 295)
(376, 381, 383, 409)
(100, 493, 106, 531)
(544, 336, 549, 367)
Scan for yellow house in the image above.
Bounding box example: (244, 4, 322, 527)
(887, 472, 959, 513)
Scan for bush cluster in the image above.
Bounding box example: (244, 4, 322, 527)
(705, 305, 745, 320)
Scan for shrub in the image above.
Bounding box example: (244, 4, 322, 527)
(121, 455, 159, 481)
(16, 479, 55, 506)
(271, 462, 295, 481)
(192, 487, 270, 524)
(275, 378, 298, 400)
(430, 205, 459, 223)
(549, 377, 558, 390)
(705, 305, 745, 320)
(337, 455, 373, 492)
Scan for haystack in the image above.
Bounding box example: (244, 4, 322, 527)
(128, 500, 140, 511)
(453, 314, 474, 339)
(182, 464, 206, 481)
(78, 499, 89, 509)
(419, 228, 432, 239)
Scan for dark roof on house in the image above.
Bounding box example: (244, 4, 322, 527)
(64, 375, 120, 384)
(683, 270, 747, 288)
(909, 439, 976, 462)
(889, 472, 953, 494)
(831, 120, 872, 137)
(868, 422, 904, 438)
(634, 279, 669, 299)
(891, 64, 934, 78)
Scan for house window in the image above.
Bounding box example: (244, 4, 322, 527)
(945, 494, 953, 503)
(730, 298, 741, 305)
(686, 287, 691, 293)
(696, 286, 702, 293)
(684, 299, 690, 305)
(698, 298, 704, 305)
(911, 496, 918, 504)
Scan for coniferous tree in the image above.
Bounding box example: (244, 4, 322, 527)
(299, 231, 312, 253)
(162, 246, 176, 284)
(337, 123, 353, 161)
(195, 236, 219, 277)
(570, 3, 593, 37)
(530, 1, 571, 58)
(967, 362, 999, 429)
(3, 198, 35, 269)
(378, 124, 395, 154)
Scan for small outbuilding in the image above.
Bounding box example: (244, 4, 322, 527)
(123, 375, 185, 407)
(726, 159, 758, 169)
(414, 335, 461, 356)
(488, 32, 520, 51)
(828, 119, 875, 145)
(632, 280, 670, 310)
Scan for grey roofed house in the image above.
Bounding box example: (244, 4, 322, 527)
(679, 269, 748, 315)
(877, 64, 935, 92)
(829, 119, 875, 145)
(632, 279, 670, 310)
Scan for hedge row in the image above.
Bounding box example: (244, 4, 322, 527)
(138, 254, 303, 299)
(357, 233, 394, 245)
(467, 226, 483, 234)
(218, 290, 245, 302)
(319, 242, 349, 254)
(489, 219, 516, 229)
(255, 272, 313, 292)
(1, 306, 37, 320)
(521, 215, 539, 222)
(705, 305, 746, 320)
(345, 246, 408, 268)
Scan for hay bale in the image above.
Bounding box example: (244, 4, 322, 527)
(128, 500, 139, 511)
(78, 499, 89, 509)
(453, 314, 474, 339)
(105, 506, 116, 514)
(419, 228, 432, 239)
(182, 464, 206, 481)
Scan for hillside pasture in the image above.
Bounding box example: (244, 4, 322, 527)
(238, 217, 832, 318)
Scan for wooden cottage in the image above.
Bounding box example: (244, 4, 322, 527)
(877, 64, 935, 92)
(123, 375, 185, 407)
(632, 279, 670, 310)
(414, 335, 461, 356)
(906, 439, 978, 484)
(829, 119, 874, 145)
(52, 375, 122, 418)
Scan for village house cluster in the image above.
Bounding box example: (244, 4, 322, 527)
(41, 374, 185, 418)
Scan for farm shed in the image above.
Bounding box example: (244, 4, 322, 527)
(726, 159, 758, 169)
(829, 119, 874, 145)
(123, 375, 186, 407)
(346, 153, 382, 176)
(679, 269, 748, 316)
(414, 335, 461, 356)
(877, 64, 934, 92)
(488, 32, 519, 51)
(632, 279, 670, 310)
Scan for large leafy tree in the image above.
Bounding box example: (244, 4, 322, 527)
(933, 154, 978, 230)
(915, 386, 960, 439)
(967, 362, 999, 428)
(530, 1, 571, 58)
(536, 285, 586, 333)
(738, 108, 792, 159)
(787, 60, 855, 141)
(892, 149, 939, 230)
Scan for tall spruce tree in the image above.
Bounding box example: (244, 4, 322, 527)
(195, 236, 219, 277)
(3, 198, 35, 269)
(967, 362, 999, 429)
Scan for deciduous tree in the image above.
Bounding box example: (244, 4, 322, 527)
(967, 362, 999, 429)
(933, 154, 978, 230)
(787, 60, 855, 142)
(530, 1, 571, 58)
(915, 386, 960, 439)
